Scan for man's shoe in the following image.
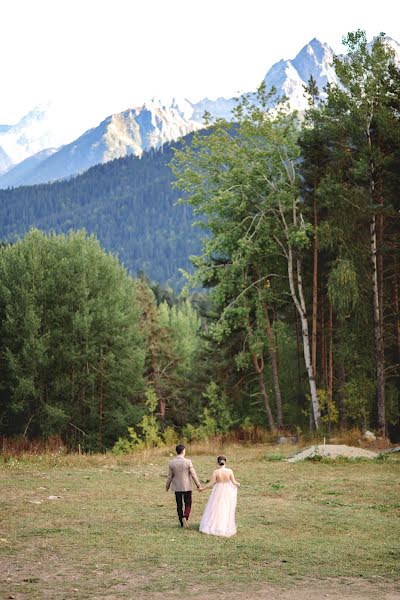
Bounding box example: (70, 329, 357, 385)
(179, 520, 183, 528)
(183, 518, 189, 529)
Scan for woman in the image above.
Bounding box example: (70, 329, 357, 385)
(199, 455, 240, 537)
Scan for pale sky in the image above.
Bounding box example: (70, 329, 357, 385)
(1, 0, 399, 125)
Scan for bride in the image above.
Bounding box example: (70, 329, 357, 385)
(199, 455, 240, 537)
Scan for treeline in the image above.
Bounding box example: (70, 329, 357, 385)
(172, 31, 400, 439)
(0, 141, 200, 288)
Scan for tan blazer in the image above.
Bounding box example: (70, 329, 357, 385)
(166, 456, 201, 492)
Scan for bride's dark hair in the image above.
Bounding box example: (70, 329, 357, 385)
(217, 455, 227, 466)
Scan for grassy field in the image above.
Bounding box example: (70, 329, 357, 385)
(0, 444, 399, 599)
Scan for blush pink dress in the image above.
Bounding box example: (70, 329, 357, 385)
(199, 469, 238, 537)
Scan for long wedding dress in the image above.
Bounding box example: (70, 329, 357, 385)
(199, 468, 238, 537)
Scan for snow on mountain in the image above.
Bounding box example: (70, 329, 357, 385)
(0, 102, 106, 169)
(0, 99, 203, 187)
(261, 38, 337, 111)
(292, 38, 336, 92)
(101, 98, 202, 161)
(191, 39, 337, 120)
(191, 96, 236, 123)
(0, 146, 12, 175)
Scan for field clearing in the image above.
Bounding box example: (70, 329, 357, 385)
(0, 444, 399, 599)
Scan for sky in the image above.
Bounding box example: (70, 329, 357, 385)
(1, 0, 399, 125)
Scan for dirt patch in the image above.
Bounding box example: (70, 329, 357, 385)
(1, 556, 398, 600)
(287, 444, 379, 462)
(151, 579, 400, 600)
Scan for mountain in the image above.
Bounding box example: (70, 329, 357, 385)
(263, 38, 337, 111)
(0, 104, 81, 168)
(195, 39, 337, 120)
(0, 38, 340, 186)
(191, 96, 236, 122)
(0, 146, 12, 175)
(0, 148, 58, 188)
(0, 102, 114, 176)
(0, 99, 203, 188)
(1, 36, 399, 189)
(0, 137, 200, 288)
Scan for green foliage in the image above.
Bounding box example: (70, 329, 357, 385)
(138, 389, 164, 447)
(162, 426, 178, 445)
(327, 260, 359, 317)
(202, 381, 234, 433)
(171, 84, 319, 431)
(0, 142, 201, 289)
(112, 389, 164, 453)
(111, 433, 142, 455)
(264, 453, 285, 462)
(181, 423, 198, 442)
(384, 383, 400, 426)
(197, 408, 218, 439)
(317, 389, 339, 427)
(179, 382, 235, 442)
(343, 377, 376, 427)
(300, 30, 400, 435)
(0, 229, 145, 449)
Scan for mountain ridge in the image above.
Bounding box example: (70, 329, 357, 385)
(1, 36, 399, 189)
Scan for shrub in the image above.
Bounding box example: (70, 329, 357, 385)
(163, 426, 178, 445)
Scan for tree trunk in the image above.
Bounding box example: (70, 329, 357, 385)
(393, 258, 400, 364)
(320, 299, 327, 388)
(371, 215, 386, 434)
(337, 361, 347, 431)
(252, 353, 276, 432)
(367, 120, 385, 435)
(312, 198, 318, 381)
(294, 305, 302, 391)
(328, 300, 333, 402)
(378, 214, 385, 340)
(263, 304, 284, 428)
(277, 196, 320, 428)
(99, 374, 104, 451)
(158, 392, 166, 420)
(286, 248, 321, 428)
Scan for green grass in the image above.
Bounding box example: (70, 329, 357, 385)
(0, 445, 399, 598)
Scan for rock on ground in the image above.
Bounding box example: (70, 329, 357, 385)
(287, 444, 378, 462)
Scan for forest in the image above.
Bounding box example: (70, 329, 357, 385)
(0, 139, 201, 289)
(0, 31, 399, 449)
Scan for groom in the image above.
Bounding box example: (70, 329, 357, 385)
(166, 444, 201, 528)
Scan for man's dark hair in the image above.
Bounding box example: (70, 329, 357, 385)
(176, 444, 185, 455)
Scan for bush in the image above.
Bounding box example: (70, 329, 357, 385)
(163, 426, 178, 445)
(182, 423, 198, 442)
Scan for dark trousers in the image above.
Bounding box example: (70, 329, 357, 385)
(175, 491, 192, 524)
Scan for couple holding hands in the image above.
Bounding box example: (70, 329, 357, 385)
(166, 444, 240, 538)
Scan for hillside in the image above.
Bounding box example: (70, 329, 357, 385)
(0, 139, 200, 288)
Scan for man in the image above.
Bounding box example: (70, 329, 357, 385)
(166, 444, 202, 528)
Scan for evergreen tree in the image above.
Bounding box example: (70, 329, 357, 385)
(301, 31, 400, 434)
